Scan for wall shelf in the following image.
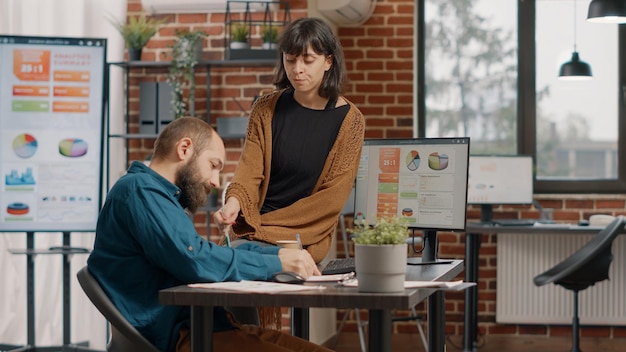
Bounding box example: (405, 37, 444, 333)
(224, 0, 290, 60)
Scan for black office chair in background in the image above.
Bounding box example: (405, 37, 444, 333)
(76, 266, 160, 352)
(533, 215, 626, 352)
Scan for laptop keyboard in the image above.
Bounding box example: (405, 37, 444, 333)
(321, 257, 355, 275)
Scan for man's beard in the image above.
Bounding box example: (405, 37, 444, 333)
(176, 158, 210, 214)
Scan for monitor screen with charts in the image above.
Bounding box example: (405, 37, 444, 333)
(467, 155, 534, 222)
(353, 137, 470, 232)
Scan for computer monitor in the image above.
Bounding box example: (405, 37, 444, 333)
(353, 137, 470, 262)
(467, 155, 534, 223)
(354, 138, 470, 231)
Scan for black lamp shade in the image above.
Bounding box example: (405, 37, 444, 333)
(587, 0, 626, 23)
(559, 52, 593, 80)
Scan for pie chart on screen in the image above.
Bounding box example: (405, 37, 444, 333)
(59, 138, 88, 157)
(428, 152, 449, 170)
(405, 150, 421, 171)
(12, 133, 38, 158)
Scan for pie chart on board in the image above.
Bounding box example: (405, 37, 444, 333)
(7, 202, 29, 215)
(405, 150, 420, 171)
(59, 138, 88, 157)
(12, 133, 38, 159)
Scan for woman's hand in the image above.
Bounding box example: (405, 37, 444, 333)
(213, 197, 241, 234)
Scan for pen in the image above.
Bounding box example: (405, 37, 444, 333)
(222, 182, 231, 247)
(224, 226, 231, 247)
(221, 209, 231, 247)
(295, 233, 303, 250)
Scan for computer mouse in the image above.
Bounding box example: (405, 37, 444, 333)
(271, 271, 306, 285)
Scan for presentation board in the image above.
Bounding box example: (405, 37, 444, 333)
(467, 155, 534, 205)
(0, 35, 107, 232)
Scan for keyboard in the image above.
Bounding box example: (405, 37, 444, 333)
(492, 219, 536, 226)
(321, 257, 355, 275)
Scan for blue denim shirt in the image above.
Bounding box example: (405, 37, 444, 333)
(88, 161, 281, 351)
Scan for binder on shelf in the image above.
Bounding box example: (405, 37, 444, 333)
(139, 81, 174, 135)
(139, 82, 157, 134)
(157, 82, 174, 133)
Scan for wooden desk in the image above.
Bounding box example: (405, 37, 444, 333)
(160, 259, 465, 352)
(462, 223, 607, 352)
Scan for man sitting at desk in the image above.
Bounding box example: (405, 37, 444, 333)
(87, 117, 328, 352)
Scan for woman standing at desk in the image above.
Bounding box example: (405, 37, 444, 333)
(215, 17, 365, 264)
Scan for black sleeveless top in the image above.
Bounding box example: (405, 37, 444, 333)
(260, 90, 349, 214)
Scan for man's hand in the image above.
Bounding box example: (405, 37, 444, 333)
(278, 248, 321, 278)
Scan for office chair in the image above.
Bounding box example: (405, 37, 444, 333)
(76, 266, 160, 352)
(533, 215, 626, 352)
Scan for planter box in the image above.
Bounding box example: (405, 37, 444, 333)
(226, 48, 279, 60)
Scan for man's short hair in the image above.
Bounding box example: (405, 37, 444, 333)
(152, 117, 215, 159)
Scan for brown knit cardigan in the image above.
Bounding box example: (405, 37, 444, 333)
(227, 89, 365, 263)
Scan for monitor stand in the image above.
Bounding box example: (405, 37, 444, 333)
(468, 204, 496, 226)
(480, 204, 494, 224)
(407, 230, 454, 266)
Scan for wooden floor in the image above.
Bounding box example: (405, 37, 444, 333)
(324, 332, 626, 352)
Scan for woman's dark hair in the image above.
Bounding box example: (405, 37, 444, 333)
(273, 17, 347, 99)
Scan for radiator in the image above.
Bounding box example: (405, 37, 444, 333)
(496, 233, 626, 325)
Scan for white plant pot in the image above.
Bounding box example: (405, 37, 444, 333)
(261, 42, 278, 50)
(230, 41, 250, 50)
(354, 243, 407, 293)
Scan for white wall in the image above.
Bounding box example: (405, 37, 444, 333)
(0, 0, 127, 349)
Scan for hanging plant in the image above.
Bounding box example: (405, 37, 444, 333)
(167, 30, 206, 119)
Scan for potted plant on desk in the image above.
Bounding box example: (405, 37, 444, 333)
(350, 213, 410, 293)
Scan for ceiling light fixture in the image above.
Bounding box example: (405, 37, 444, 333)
(587, 0, 626, 24)
(559, 0, 592, 80)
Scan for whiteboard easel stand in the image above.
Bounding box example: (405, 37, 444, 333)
(1, 231, 101, 352)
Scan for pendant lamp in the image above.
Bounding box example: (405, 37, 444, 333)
(559, 0, 592, 80)
(587, 0, 626, 24)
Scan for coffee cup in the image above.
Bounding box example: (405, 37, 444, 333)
(276, 240, 300, 249)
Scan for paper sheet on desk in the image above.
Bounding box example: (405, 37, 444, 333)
(341, 280, 465, 289)
(306, 272, 355, 282)
(189, 281, 326, 293)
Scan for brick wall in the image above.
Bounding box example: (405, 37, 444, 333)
(122, 0, 625, 342)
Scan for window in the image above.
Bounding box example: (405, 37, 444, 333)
(420, 0, 626, 193)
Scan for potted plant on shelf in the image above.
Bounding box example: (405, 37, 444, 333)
(108, 12, 165, 61)
(167, 30, 206, 119)
(350, 212, 410, 293)
(230, 23, 250, 50)
(260, 25, 279, 50)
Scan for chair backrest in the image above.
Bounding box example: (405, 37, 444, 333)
(533, 215, 626, 290)
(76, 266, 160, 352)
